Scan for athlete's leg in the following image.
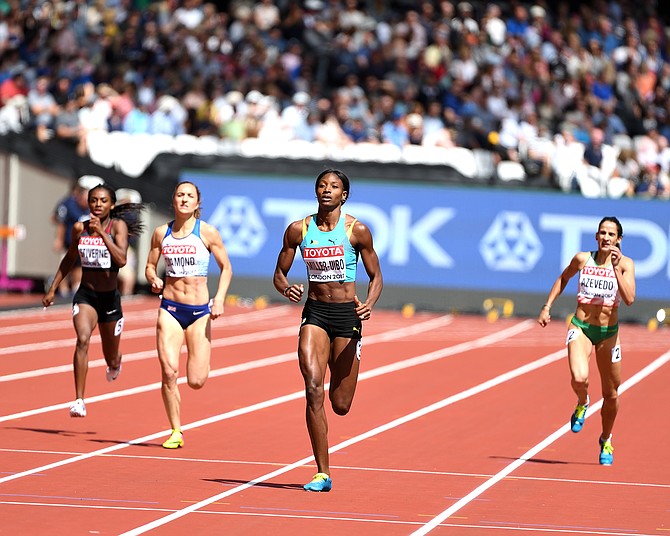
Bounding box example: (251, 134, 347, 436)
(72, 303, 98, 400)
(567, 327, 593, 405)
(183, 315, 212, 389)
(298, 324, 332, 476)
(156, 308, 185, 432)
(328, 337, 361, 416)
(98, 318, 123, 371)
(595, 334, 622, 440)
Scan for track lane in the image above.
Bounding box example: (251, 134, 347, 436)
(0, 302, 667, 536)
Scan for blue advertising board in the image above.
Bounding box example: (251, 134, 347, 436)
(187, 172, 670, 301)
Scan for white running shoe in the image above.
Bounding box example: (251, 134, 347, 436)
(106, 363, 122, 382)
(69, 398, 87, 417)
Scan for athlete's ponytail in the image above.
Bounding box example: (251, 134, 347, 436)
(89, 184, 146, 237)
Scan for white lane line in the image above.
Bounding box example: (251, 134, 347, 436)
(0, 310, 158, 336)
(0, 307, 459, 383)
(0, 316, 524, 486)
(0, 500, 661, 535)
(0, 502, 659, 535)
(117, 343, 562, 535)
(410, 349, 670, 536)
(359, 320, 534, 380)
(0, 326, 297, 383)
(4, 447, 669, 490)
(0, 306, 293, 354)
(0, 315, 454, 421)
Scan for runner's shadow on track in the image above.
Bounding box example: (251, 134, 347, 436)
(490, 455, 593, 466)
(5, 426, 97, 437)
(203, 478, 304, 491)
(87, 438, 156, 447)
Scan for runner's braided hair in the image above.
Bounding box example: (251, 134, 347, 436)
(89, 184, 146, 236)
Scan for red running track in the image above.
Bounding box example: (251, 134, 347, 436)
(0, 295, 668, 535)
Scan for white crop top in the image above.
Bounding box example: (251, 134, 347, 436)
(161, 219, 210, 277)
(577, 252, 621, 307)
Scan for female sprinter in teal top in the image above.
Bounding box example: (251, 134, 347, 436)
(537, 216, 635, 465)
(273, 168, 383, 491)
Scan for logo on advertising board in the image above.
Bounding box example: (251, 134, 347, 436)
(479, 211, 543, 271)
(208, 196, 267, 257)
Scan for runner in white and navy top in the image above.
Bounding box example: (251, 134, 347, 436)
(145, 181, 233, 449)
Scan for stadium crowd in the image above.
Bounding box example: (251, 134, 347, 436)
(0, 0, 669, 198)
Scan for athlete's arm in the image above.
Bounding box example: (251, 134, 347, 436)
(145, 225, 167, 294)
(611, 247, 635, 306)
(273, 220, 302, 302)
(351, 220, 383, 316)
(201, 221, 233, 319)
(537, 251, 587, 327)
(43, 222, 84, 307)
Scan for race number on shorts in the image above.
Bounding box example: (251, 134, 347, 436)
(566, 329, 580, 345)
(114, 317, 124, 336)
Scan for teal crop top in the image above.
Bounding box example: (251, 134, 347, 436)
(299, 214, 359, 283)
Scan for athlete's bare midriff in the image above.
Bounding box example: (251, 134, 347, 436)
(163, 275, 210, 305)
(80, 270, 119, 293)
(307, 281, 357, 303)
(574, 302, 619, 327)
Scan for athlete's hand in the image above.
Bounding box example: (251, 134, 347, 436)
(537, 306, 550, 327)
(150, 278, 164, 294)
(284, 283, 304, 303)
(42, 291, 55, 308)
(355, 295, 371, 321)
(210, 298, 224, 320)
(609, 243, 621, 267)
(88, 214, 102, 235)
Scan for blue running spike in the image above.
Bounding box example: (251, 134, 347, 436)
(570, 400, 589, 433)
(303, 473, 332, 492)
(599, 436, 614, 465)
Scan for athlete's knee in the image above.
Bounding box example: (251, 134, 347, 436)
(330, 391, 353, 416)
(602, 387, 619, 402)
(331, 400, 352, 416)
(75, 334, 91, 352)
(571, 377, 589, 391)
(188, 376, 207, 390)
(304, 380, 325, 407)
(161, 367, 179, 387)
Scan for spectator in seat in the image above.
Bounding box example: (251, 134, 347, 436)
(27, 75, 59, 142)
(54, 91, 88, 156)
(381, 110, 409, 148)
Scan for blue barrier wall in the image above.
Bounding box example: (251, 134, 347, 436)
(187, 171, 670, 302)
